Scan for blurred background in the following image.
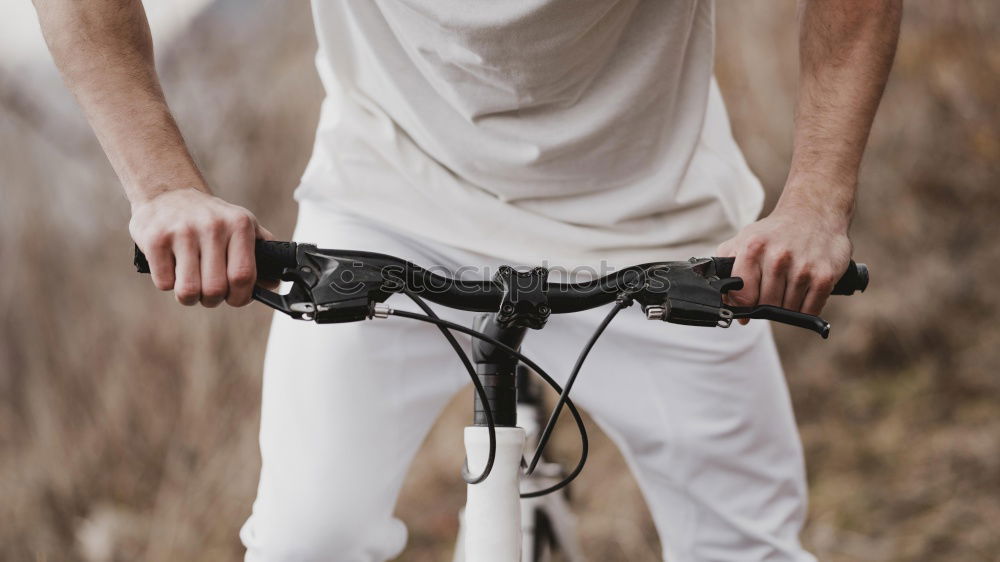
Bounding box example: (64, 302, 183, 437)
(1, 1, 997, 560)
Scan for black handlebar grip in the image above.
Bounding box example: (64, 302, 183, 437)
(254, 240, 298, 280)
(711, 257, 868, 295)
(832, 262, 868, 295)
(134, 244, 152, 274)
(133, 240, 298, 280)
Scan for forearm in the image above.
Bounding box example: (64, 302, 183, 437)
(32, 0, 206, 206)
(716, 0, 900, 315)
(779, 0, 902, 223)
(34, 0, 272, 308)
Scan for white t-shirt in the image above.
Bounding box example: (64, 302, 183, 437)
(297, 0, 763, 268)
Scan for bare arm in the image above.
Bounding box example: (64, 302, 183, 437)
(32, 0, 271, 307)
(718, 0, 901, 316)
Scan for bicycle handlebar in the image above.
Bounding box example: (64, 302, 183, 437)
(134, 241, 868, 337)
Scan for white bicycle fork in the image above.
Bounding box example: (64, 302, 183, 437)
(463, 426, 526, 562)
(457, 426, 585, 562)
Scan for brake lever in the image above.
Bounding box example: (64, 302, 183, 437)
(252, 244, 397, 323)
(727, 305, 830, 339)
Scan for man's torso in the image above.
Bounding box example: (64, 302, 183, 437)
(297, 0, 763, 267)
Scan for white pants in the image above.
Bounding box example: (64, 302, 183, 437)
(240, 202, 815, 562)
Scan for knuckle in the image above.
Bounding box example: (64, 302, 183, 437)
(812, 269, 837, 291)
(765, 259, 786, 275)
(202, 217, 227, 238)
(152, 277, 175, 291)
(202, 282, 228, 299)
(791, 266, 813, 285)
(172, 223, 198, 240)
(174, 283, 200, 301)
(743, 236, 767, 256)
(229, 213, 255, 232)
(814, 273, 837, 292)
(148, 230, 172, 249)
(230, 266, 256, 286)
(771, 247, 793, 267)
(201, 296, 224, 308)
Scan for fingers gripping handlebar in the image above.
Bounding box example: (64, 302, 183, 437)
(710, 256, 868, 297)
(133, 242, 868, 337)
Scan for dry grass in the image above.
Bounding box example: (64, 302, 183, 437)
(1, 1, 998, 561)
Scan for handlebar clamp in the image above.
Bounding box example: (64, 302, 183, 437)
(494, 265, 550, 330)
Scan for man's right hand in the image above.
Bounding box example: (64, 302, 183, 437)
(129, 188, 273, 308)
(33, 2, 275, 308)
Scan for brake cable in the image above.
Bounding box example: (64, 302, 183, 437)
(385, 306, 590, 497)
(403, 291, 497, 485)
(525, 300, 626, 477)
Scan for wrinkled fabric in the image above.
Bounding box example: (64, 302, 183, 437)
(297, 0, 764, 267)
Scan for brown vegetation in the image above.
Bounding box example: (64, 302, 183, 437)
(1, 2, 997, 560)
